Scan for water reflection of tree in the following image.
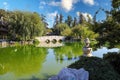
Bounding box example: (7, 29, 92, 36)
(54, 42, 83, 63)
(0, 46, 47, 76)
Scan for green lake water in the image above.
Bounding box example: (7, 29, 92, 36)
(0, 42, 119, 80)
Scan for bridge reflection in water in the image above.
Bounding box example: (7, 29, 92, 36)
(36, 42, 64, 47)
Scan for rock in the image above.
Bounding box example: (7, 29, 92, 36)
(49, 68, 89, 80)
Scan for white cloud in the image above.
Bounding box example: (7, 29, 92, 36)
(39, 1, 47, 9)
(3, 2, 8, 5)
(76, 11, 80, 16)
(82, 0, 94, 5)
(39, 6, 44, 9)
(47, 11, 58, 19)
(61, 0, 78, 12)
(40, 1, 46, 5)
(3, 2, 9, 10)
(82, 12, 93, 21)
(49, 1, 60, 6)
(47, 11, 58, 28)
(48, 0, 78, 12)
(76, 12, 93, 21)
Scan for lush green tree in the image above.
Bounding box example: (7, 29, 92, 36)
(61, 28, 72, 36)
(71, 24, 99, 40)
(55, 23, 71, 36)
(94, 0, 120, 46)
(71, 24, 82, 39)
(0, 10, 46, 40)
(111, 0, 120, 23)
(81, 26, 99, 39)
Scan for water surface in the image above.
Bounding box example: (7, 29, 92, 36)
(0, 42, 119, 80)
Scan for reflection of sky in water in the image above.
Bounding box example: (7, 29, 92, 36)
(92, 47, 120, 58)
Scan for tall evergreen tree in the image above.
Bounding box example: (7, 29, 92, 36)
(54, 14, 59, 27)
(59, 14, 63, 23)
(65, 15, 73, 27)
(78, 12, 86, 24)
(72, 17, 77, 27)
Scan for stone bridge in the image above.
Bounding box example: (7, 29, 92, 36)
(35, 36, 66, 43)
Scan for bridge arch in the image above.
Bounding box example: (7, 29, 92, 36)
(35, 36, 66, 43)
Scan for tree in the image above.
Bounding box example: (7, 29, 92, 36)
(41, 14, 48, 28)
(0, 10, 46, 40)
(72, 17, 77, 27)
(71, 24, 82, 39)
(78, 12, 86, 24)
(71, 24, 99, 40)
(61, 28, 72, 36)
(54, 14, 59, 27)
(65, 15, 73, 27)
(59, 14, 63, 23)
(55, 23, 71, 36)
(111, 0, 120, 23)
(95, 0, 120, 46)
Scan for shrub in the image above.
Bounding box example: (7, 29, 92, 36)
(68, 56, 120, 80)
(103, 52, 120, 75)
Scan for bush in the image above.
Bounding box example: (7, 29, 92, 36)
(103, 52, 120, 75)
(68, 56, 120, 80)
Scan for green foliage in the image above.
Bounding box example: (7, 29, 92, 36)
(112, 0, 120, 9)
(94, 0, 120, 46)
(54, 23, 71, 36)
(65, 15, 73, 27)
(68, 57, 120, 80)
(81, 26, 99, 39)
(103, 52, 120, 75)
(96, 16, 120, 46)
(71, 24, 82, 39)
(71, 24, 99, 39)
(0, 9, 46, 40)
(61, 28, 72, 36)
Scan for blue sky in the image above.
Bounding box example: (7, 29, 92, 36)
(0, 0, 112, 28)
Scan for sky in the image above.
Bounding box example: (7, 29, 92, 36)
(0, 0, 112, 28)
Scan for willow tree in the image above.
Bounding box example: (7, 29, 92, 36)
(6, 10, 46, 40)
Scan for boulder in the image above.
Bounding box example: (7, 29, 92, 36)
(49, 68, 89, 80)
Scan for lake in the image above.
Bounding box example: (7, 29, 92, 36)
(0, 42, 119, 80)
